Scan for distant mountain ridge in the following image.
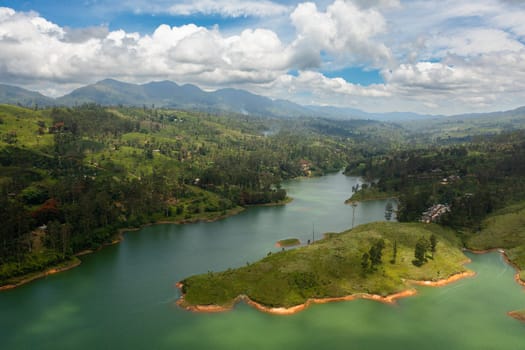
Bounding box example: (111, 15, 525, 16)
(0, 79, 524, 122)
(54, 79, 316, 118)
(0, 84, 55, 107)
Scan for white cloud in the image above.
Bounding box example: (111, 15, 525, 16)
(382, 50, 525, 112)
(290, 1, 392, 69)
(492, 10, 525, 38)
(0, 7, 291, 91)
(166, 0, 290, 18)
(429, 28, 524, 57)
(1, 1, 525, 115)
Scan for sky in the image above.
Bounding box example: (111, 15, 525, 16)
(1, 0, 525, 115)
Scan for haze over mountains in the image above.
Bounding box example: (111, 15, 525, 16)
(1, 79, 525, 122)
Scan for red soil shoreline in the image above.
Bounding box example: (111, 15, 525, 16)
(175, 270, 476, 316)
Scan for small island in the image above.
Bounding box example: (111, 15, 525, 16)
(276, 238, 301, 248)
(508, 310, 525, 323)
(177, 222, 473, 314)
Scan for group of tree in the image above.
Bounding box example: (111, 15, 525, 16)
(413, 234, 437, 267)
(361, 239, 385, 273)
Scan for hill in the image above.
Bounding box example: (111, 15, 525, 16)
(0, 84, 54, 108)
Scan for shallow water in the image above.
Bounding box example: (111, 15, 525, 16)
(0, 173, 523, 349)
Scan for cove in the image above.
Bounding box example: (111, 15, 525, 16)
(0, 173, 523, 349)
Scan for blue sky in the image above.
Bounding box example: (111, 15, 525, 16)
(1, 0, 525, 114)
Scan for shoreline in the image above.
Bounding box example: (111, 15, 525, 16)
(0, 205, 250, 292)
(407, 270, 476, 287)
(467, 248, 525, 287)
(175, 270, 476, 316)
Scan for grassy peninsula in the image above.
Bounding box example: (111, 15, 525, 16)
(178, 222, 470, 311)
(467, 201, 525, 282)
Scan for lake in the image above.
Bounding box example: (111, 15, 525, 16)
(0, 173, 523, 349)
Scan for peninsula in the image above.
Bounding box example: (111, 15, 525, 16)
(177, 222, 472, 314)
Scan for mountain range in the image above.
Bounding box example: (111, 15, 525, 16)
(0, 79, 435, 120)
(1, 79, 525, 122)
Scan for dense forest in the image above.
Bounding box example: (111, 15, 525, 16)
(347, 130, 525, 230)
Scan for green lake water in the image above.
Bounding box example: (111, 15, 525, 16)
(0, 173, 523, 349)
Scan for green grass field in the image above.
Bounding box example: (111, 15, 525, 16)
(0, 105, 53, 149)
(179, 222, 468, 308)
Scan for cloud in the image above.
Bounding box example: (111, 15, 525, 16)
(0, 7, 293, 93)
(383, 50, 525, 112)
(165, 0, 290, 18)
(289, 1, 392, 69)
(1, 1, 525, 115)
(430, 28, 524, 57)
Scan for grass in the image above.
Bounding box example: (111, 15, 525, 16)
(179, 222, 468, 308)
(0, 105, 53, 149)
(467, 201, 525, 275)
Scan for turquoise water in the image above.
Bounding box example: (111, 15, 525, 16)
(0, 173, 523, 349)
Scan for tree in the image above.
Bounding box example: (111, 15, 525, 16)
(361, 252, 370, 273)
(413, 238, 429, 266)
(369, 239, 385, 269)
(390, 240, 397, 264)
(430, 234, 437, 257)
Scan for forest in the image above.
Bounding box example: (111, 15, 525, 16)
(346, 130, 525, 229)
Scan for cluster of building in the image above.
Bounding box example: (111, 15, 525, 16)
(421, 204, 450, 223)
(440, 175, 461, 185)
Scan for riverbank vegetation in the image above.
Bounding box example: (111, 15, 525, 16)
(179, 222, 469, 309)
(1, 104, 408, 286)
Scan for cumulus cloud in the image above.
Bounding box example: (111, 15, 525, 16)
(0, 2, 391, 93)
(383, 50, 525, 112)
(0, 7, 291, 92)
(290, 1, 392, 69)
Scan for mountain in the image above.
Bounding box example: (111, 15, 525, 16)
(55, 79, 313, 118)
(0, 79, 524, 123)
(0, 84, 55, 108)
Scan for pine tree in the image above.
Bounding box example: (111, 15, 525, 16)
(430, 234, 437, 257)
(390, 240, 397, 264)
(413, 238, 429, 266)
